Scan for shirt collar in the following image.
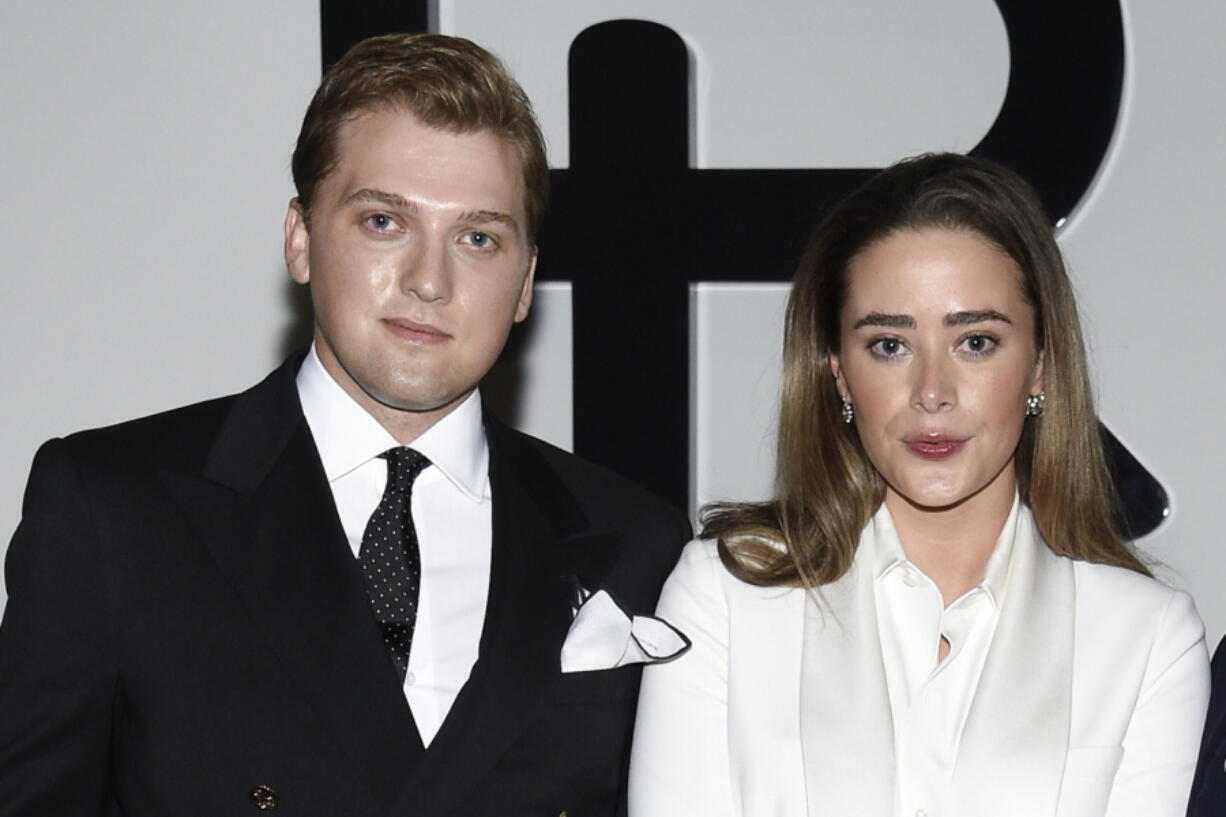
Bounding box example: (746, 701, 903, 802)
(978, 494, 1021, 606)
(869, 492, 1022, 606)
(296, 344, 489, 502)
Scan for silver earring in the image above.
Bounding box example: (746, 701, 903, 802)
(1025, 392, 1045, 417)
(841, 400, 854, 424)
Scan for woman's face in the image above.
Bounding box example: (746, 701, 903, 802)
(830, 227, 1043, 515)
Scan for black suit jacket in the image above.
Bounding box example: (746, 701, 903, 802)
(1190, 636, 1226, 816)
(0, 357, 689, 816)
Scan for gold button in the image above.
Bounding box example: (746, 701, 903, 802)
(249, 784, 278, 810)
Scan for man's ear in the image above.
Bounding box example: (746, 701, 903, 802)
(513, 247, 537, 323)
(284, 198, 311, 285)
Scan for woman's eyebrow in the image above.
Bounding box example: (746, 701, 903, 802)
(944, 309, 1012, 327)
(852, 312, 915, 330)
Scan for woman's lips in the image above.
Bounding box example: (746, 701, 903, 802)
(384, 318, 449, 343)
(902, 434, 969, 460)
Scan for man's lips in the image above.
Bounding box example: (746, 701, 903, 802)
(383, 318, 450, 343)
(902, 433, 970, 460)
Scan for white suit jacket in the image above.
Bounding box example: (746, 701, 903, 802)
(628, 506, 1209, 817)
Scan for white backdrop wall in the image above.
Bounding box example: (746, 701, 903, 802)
(3, 1, 1226, 645)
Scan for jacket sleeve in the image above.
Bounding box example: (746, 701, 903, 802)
(1187, 636, 1226, 816)
(628, 539, 734, 817)
(0, 438, 117, 815)
(1105, 587, 1210, 817)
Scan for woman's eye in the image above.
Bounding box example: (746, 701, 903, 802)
(868, 337, 905, 359)
(960, 334, 999, 356)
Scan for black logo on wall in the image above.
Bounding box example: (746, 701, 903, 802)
(320, 0, 1167, 537)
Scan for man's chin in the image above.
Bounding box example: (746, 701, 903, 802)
(366, 384, 473, 416)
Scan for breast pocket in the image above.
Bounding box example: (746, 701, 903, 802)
(1057, 746, 1124, 817)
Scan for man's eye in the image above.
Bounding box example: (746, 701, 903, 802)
(466, 230, 495, 248)
(367, 213, 395, 231)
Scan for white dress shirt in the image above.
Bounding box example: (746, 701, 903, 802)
(296, 346, 491, 746)
(874, 499, 1018, 817)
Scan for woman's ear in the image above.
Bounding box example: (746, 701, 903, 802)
(829, 353, 848, 402)
(1030, 350, 1045, 396)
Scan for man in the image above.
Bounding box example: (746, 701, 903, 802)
(0, 33, 689, 816)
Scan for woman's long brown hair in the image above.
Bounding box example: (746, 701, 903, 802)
(704, 153, 1148, 587)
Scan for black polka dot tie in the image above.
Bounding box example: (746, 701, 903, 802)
(359, 447, 430, 683)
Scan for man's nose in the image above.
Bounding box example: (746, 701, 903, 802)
(399, 239, 451, 303)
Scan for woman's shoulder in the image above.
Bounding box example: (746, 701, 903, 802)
(1072, 558, 1186, 604)
(664, 537, 724, 594)
(664, 536, 804, 607)
(1071, 559, 1204, 645)
(671, 535, 776, 584)
(1068, 558, 1210, 724)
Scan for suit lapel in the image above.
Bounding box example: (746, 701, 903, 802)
(390, 419, 614, 817)
(160, 358, 423, 813)
(949, 508, 1073, 816)
(800, 516, 896, 817)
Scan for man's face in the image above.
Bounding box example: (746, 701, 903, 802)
(285, 109, 536, 441)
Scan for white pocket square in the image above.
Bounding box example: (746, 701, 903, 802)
(560, 589, 690, 673)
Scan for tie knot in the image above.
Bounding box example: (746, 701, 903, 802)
(381, 447, 431, 493)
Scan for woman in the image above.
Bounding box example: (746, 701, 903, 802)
(628, 153, 1209, 817)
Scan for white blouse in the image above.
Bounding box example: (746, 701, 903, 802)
(873, 500, 1016, 817)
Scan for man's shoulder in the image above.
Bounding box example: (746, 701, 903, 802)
(15, 392, 249, 532)
(57, 393, 236, 470)
(53, 359, 297, 476)
(490, 421, 684, 526)
(489, 421, 691, 609)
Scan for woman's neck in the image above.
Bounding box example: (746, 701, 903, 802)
(884, 477, 1016, 606)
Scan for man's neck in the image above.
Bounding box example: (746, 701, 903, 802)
(361, 392, 469, 447)
(313, 344, 470, 445)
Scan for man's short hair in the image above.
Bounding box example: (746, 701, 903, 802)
(292, 33, 549, 241)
